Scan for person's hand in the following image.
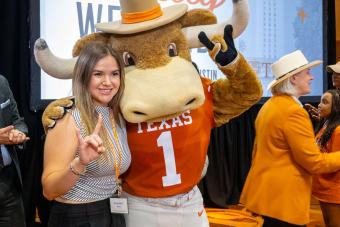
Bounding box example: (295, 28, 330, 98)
(304, 103, 320, 121)
(198, 24, 238, 66)
(0, 126, 30, 145)
(8, 129, 30, 144)
(0, 125, 14, 144)
(76, 114, 105, 165)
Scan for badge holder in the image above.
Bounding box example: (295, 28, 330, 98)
(110, 180, 128, 214)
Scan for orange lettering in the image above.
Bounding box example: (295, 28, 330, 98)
(209, 0, 225, 11)
(201, 0, 225, 11)
(187, 0, 200, 4)
(159, 0, 225, 12)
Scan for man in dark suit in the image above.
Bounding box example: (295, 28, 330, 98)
(0, 74, 29, 227)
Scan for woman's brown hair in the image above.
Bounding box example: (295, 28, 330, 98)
(72, 41, 125, 155)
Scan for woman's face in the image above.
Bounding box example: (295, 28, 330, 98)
(318, 92, 332, 118)
(88, 55, 121, 107)
(291, 68, 314, 96)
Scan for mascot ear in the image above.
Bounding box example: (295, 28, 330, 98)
(72, 33, 110, 57)
(179, 9, 217, 28)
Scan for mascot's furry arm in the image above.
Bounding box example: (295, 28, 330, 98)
(200, 25, 262, 126)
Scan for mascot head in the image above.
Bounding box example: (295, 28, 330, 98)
(35, 0, 249, 123)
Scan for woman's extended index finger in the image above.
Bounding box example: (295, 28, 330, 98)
(93, 114, 103, 135)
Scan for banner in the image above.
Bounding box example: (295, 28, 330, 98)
(38, 0, 323, 100)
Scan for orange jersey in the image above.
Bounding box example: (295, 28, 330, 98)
(123, 78, 215, 198)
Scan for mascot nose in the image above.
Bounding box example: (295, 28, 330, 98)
(186, 98, 196, 105)
(122, 92, 203, 123)
(132, 110, 147, 116)
(130, 97, 196, 119)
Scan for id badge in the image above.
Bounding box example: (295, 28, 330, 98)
(110, 197, 128, 214)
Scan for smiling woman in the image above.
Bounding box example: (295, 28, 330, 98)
(313, 89, 340, 227)
(42, 42, 131, 227)
(88, 55, 121, 107)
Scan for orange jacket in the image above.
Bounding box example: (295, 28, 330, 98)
(240, 95, 340, 225)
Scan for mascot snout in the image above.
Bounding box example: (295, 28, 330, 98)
(120, 57, 205, 123)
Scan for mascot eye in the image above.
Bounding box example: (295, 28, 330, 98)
(168, 43, 178, 57)
(123, 52, 136, 66)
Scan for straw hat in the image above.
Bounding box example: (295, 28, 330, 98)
(326, 61, 340, 74)
(266, 50, 322, 90)
(95, 0, 188, 34)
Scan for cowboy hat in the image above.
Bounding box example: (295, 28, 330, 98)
(267, 50, 322, 90)
(95, 0, 188, 34)
(326, 61, 340, 74)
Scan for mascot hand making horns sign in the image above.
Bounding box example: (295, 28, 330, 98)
(35, 0, 262, 226)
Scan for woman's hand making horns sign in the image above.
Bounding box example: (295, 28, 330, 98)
(77, 114, 106, 166)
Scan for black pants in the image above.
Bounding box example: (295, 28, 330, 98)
(0, 163, 26, 227)
(48, 199, 125, 227)
(263, 216, 306, 227)
(320, 201, 340, 227)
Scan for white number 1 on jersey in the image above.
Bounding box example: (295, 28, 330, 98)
(157, 131, 182, 187)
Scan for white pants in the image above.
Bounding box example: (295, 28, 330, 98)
(123, 186, 209, 227)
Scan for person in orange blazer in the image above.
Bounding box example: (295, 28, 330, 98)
(240, 50, 340, 226)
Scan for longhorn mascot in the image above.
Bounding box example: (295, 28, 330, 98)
(35, 0, 262, 226)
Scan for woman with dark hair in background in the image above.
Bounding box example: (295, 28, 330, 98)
(305, 62, 340, 120)
(313, 89, 340, 227)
